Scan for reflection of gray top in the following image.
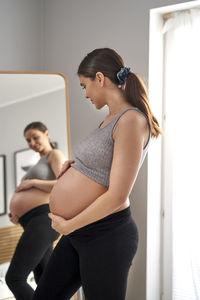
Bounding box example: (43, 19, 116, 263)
(22, 152, 56, 181)
(72, 107, 151, 187)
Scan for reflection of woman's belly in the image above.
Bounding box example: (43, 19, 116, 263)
(10, 188, 50, 218)
(50, 167, 108, 219)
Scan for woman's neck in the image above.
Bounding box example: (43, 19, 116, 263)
(39, 145, 53, 157)
(107, 99, 132, 117)
(105, 87, 132, 117)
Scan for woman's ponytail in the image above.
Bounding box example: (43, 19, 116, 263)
(124, 73, 162, 138)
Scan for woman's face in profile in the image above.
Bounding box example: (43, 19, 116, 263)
(78, 74, 106, 110)
(24, 129, 49, 153)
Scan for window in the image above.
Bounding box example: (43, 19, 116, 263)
(148, 2, 200, 300)
(162, 8, 200, 300)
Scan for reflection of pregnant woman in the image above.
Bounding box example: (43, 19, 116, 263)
(33, 48, 162, 300)
(6, 121, 65, 300)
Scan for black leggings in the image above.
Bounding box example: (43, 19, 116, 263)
(33, 207, 139, 300)
(5, 204, 59, 300)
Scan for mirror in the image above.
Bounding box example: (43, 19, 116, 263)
(0, 71, 71, 228)
(0, 71, 79, 300)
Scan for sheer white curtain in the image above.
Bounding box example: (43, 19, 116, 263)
(162, 8, 200, 300)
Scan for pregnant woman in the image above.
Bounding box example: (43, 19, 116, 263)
(33, 48, 162, 300)
(6, 121, 65, 300)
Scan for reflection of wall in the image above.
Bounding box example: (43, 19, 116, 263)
(0, 88, 68, 227)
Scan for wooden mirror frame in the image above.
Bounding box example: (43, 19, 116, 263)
(0, 71, 80, 300)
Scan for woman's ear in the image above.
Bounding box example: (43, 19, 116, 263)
(45, 130, 50, 139)
(95, 72, 105, 87)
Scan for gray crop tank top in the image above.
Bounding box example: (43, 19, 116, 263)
(72, 107, 151, 187)
(22, 152, 56, 181)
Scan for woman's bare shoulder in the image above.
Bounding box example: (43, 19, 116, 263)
(48, 149, 65, 162)
(113, 109, 148, 138)
(121, 109, 147, 126)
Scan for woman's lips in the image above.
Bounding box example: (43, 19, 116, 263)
(33, 145, 40, 151)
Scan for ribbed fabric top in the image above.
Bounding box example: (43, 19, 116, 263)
(22, 152, 56, 181)
(72, 107, 151, 187)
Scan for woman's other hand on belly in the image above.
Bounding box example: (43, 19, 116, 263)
(56, 160, 75, 179)
(15, 179, 35, 192)
(8, 212, 19, 224)
(48, 213, 74, 235)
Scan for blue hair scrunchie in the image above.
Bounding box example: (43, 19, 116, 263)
(116, 67, 131, 85)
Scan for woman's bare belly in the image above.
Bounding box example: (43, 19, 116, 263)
(10, 188, 50, 218)
(49, 167, 129, 219)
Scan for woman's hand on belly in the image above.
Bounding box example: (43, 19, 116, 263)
(56, 160, 75, 179)
(48, 213, 74, 235)
(15, 179, 35, 192)
(8, 212, 19, 224)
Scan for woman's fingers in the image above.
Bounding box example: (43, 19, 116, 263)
(15, 180, 33, 192)
(8, 212, 19, 224)
(56, 160, 75, 179)
(15, 186, 22, 192)
(15, 186, 21, 192)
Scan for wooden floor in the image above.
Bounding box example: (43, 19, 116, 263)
(0, 225, 79, 300)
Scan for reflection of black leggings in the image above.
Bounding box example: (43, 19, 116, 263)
(5, 204, 59, 300)
(33, 207, 138, 300)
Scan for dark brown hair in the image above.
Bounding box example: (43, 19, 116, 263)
(78, 48, 162, 138)
(24, 121, 56, 149)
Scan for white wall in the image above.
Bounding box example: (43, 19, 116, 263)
(0, 0, 192, 299)
(0, 0, 43, 70)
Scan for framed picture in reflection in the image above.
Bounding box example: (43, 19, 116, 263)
(14, 142, 58, 187)
(14, 148, 40, 187)
(0, 155, 7, 216)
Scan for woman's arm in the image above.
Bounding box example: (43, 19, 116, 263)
(15, 149, 66, 193)
(32, 155, 74, 192)
(49, 111, 148, 235)
(47, 149, 66, 177)
(15, 179, 56, 193)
